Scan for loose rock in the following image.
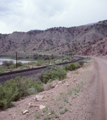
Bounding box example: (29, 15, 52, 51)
(48, 113, 51, 115)
(35, 95, 44, 101)
(51, 83, 56, 88)
(58, 81, 63, 84)
(39, 105, 46, 110)
(55, 85, 58, 88)
(22, 110, 29, 115)
(29, 102, 32, 108)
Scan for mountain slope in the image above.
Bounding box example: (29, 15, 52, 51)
(0, 20, 107, 56)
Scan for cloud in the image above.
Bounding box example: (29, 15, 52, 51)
(0, 0, 107, 33)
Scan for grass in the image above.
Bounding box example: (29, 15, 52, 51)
(63, 97, 69, 103)
(69, 103, 72, 106)
(59, 106, 63, 109)
(59, 108, 69, 114)
(59, 91, 65, 95)
(59, 110, 65, 114)
(56, 96, 61, 102)
(43, 115, 51, 120)
(73, 88, 80, 93)
(74, 70, 79, 74)
(34, 112, 40, 119)
(42, 106, 48, 113)
(50, 109, 55, 115)
(72, 96, 76, 100)
(68, 89, 72, 95)
(55, 114, 59, 118)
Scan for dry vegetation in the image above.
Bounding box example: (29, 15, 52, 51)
(0, 59, 96, 120)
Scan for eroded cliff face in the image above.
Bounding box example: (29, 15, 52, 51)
(83, 37, 107, 56)
(0, 20, 107, 56)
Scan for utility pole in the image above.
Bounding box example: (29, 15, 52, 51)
(16, 52, 17, 68)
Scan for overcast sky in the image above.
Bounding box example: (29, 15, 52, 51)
(0, 0, 107, 34)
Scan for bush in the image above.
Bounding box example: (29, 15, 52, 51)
(33, 53, 39, 59)
(2, 60, 14, 67)
(51, 54, 54, 59)
(38, 65, 67, 84)
(0, 77, 44, 110)
(69, 63, 76, 70)
(34, 80, 44, 92)
(79, 61, 84, 66)
(9, 64, 15, 69)
(27, 87, 37, 95)
(64, 63, 76, 71)
(38, 71, 44, 82)
(36, 61, 42, 66)
(0, 68, 5, 73)
(75, 62, 81, 68)
(16, 62, 23, 67)
(44, 56, 50, 60)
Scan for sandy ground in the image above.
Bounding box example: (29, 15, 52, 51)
(0, 59, 106, 120)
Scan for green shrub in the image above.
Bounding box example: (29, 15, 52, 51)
(38, 71, 45, 82)
(27, 87, 37, 95)
(2, 60, 14, 67)
(69, 63, 76, 70)
(56, 67, 67, 80)
(64, 63, 76, 71)
(79, 61, 84, 66)
(44, 56, 50, 60)
(9, 64, 15, 69)
(17, 62, 23, 67)
(64, 65, 69, 71)
(38, 65, 67, 84)
(36, 61, 42, 66)
(0, 77, 44, 110)
(0, 68, 5, 73)
(33, 80, 44, 92)
(75, 62, 81, 68)
(51, 54, 54, 59)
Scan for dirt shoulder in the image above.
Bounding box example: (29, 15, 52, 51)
(0, 59, 105, 120)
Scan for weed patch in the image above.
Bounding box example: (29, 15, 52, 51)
(59, 108, 69, 114)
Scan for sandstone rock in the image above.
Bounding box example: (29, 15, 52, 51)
(55, 85, 58, 88)
(48, 113, 51, 115)
(34, 97, 37, 101)
(58, 81, 63, 84)
(51, 83, 56, 88)
(39, 105, 46, 110)
(23, 110, 29, 115)
(29, 102, 32, 108)
(35, 95, 44, 101)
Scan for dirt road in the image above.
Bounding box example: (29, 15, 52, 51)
(93, 57, 107, 120)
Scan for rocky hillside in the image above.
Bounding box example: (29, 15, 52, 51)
(0, 20, 107, 56)
(83, 36, 107, 56)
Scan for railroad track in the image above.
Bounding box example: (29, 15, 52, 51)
(0, 56, 85, 84)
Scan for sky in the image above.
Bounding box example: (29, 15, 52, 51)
(0, 0, 107, 34)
